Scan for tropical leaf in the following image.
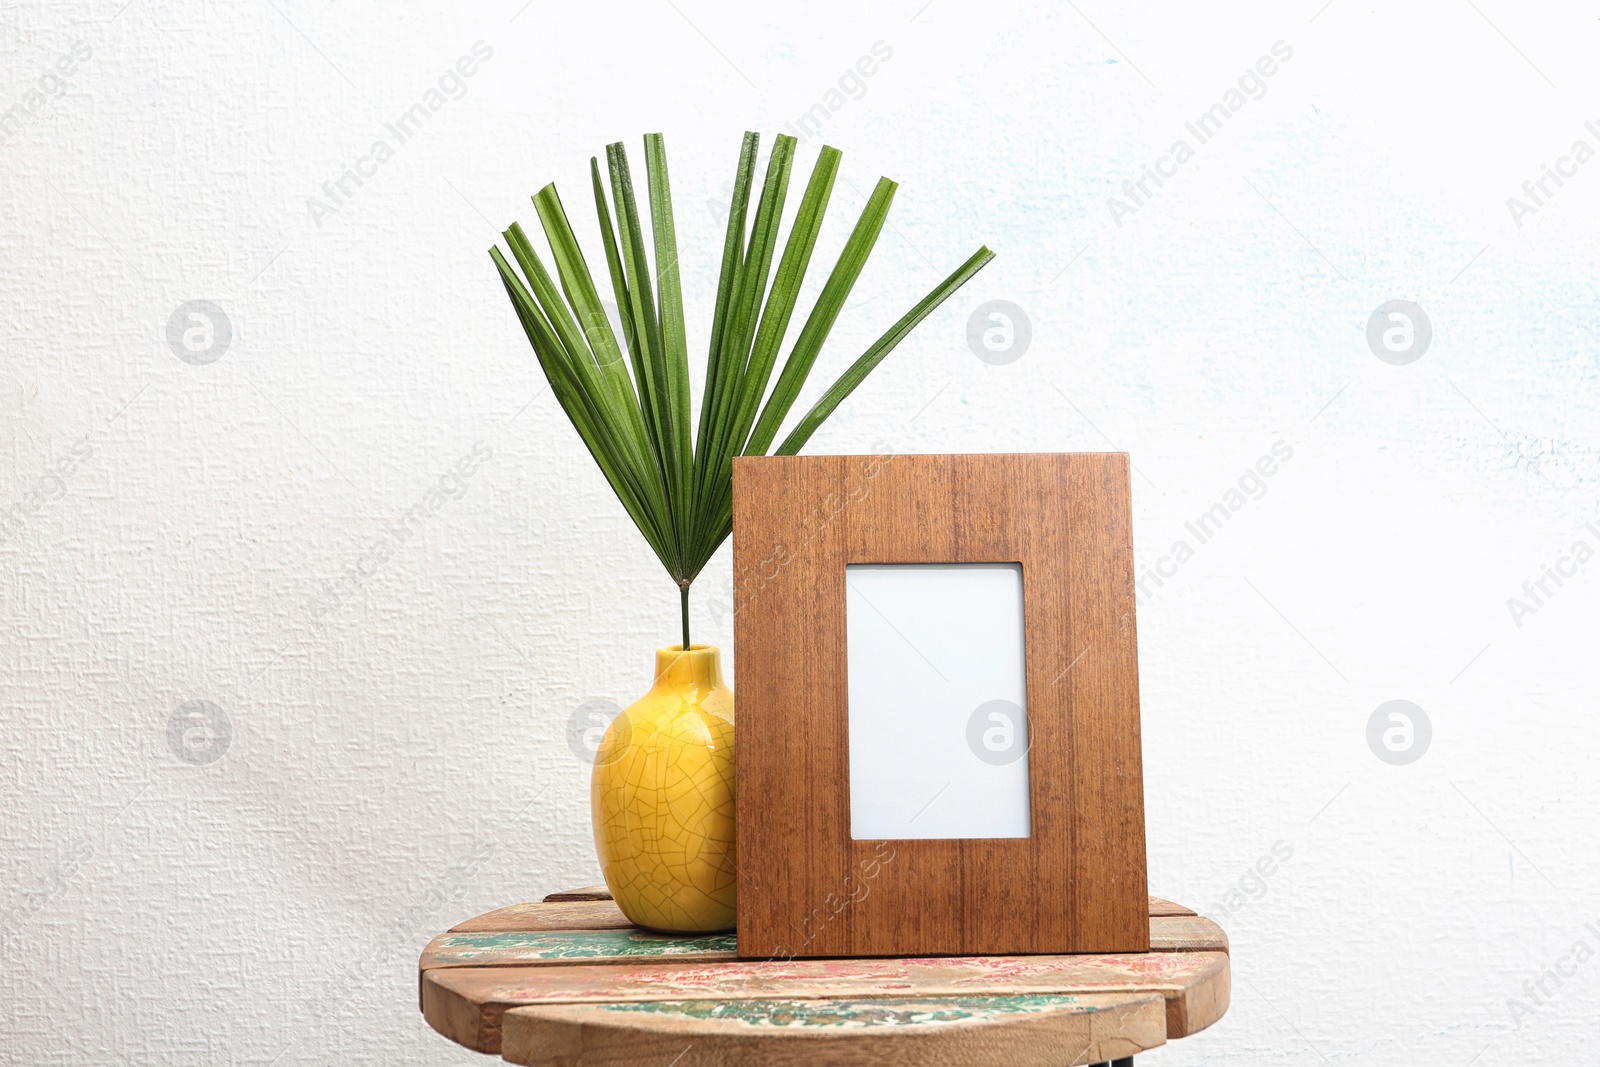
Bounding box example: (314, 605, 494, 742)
(491, 132, 994, 648)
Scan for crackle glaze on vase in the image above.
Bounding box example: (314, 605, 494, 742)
(591, 643, 736, 933)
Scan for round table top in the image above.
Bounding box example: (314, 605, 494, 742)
(420, 886, 1229, 1067)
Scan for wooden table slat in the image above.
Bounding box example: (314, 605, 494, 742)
(542, 884, 613, 902)
(541, 885, 1198, 916)
(422, 915, 1224, 971)
(422, 949, 1230, 1054)
(1146, 896, 1196, 917)
(500, 992, 1167, 1067)
(467, 895, 1200, 933)
(450, 900, 635, 933)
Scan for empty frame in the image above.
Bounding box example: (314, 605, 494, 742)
(845, 562, 1030, 841)
(731, 453, 1148, 959)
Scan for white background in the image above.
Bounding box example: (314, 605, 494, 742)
(3, 1, 1597, 1063)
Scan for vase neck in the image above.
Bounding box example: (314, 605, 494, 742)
(653, 644, 724, 692)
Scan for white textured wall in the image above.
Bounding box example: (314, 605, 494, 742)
(3, 0, 1597, 1063)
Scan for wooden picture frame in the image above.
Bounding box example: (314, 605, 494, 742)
(730, 452, 1148, 959)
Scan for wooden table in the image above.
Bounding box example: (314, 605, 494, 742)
(420, 887, 1229, 1066)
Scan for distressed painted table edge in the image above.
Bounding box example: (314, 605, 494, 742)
(422, 915, 1226, 968)
(421, 890, 1230, 1061)
(501, 992, 1170, 1066)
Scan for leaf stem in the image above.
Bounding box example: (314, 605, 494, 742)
(680, 582, 691, 651)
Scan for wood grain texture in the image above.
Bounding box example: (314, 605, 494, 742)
(448, 900, 632, 933)
(1147, 915, 1226, 954)
(1147, 897, 1196, 917)
(420, 916, 1223, 971)
(421, 949, 1229, 1054)
(422, 929, 739, 969)
(730, 453, 1147, 958)
(499, 992, 1166, 1067)
(543, 884, 613, 902)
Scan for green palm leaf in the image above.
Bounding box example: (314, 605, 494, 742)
(491, 132, 994, 649)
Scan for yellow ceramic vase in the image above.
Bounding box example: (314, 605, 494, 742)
(591, 643, 736, 933)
